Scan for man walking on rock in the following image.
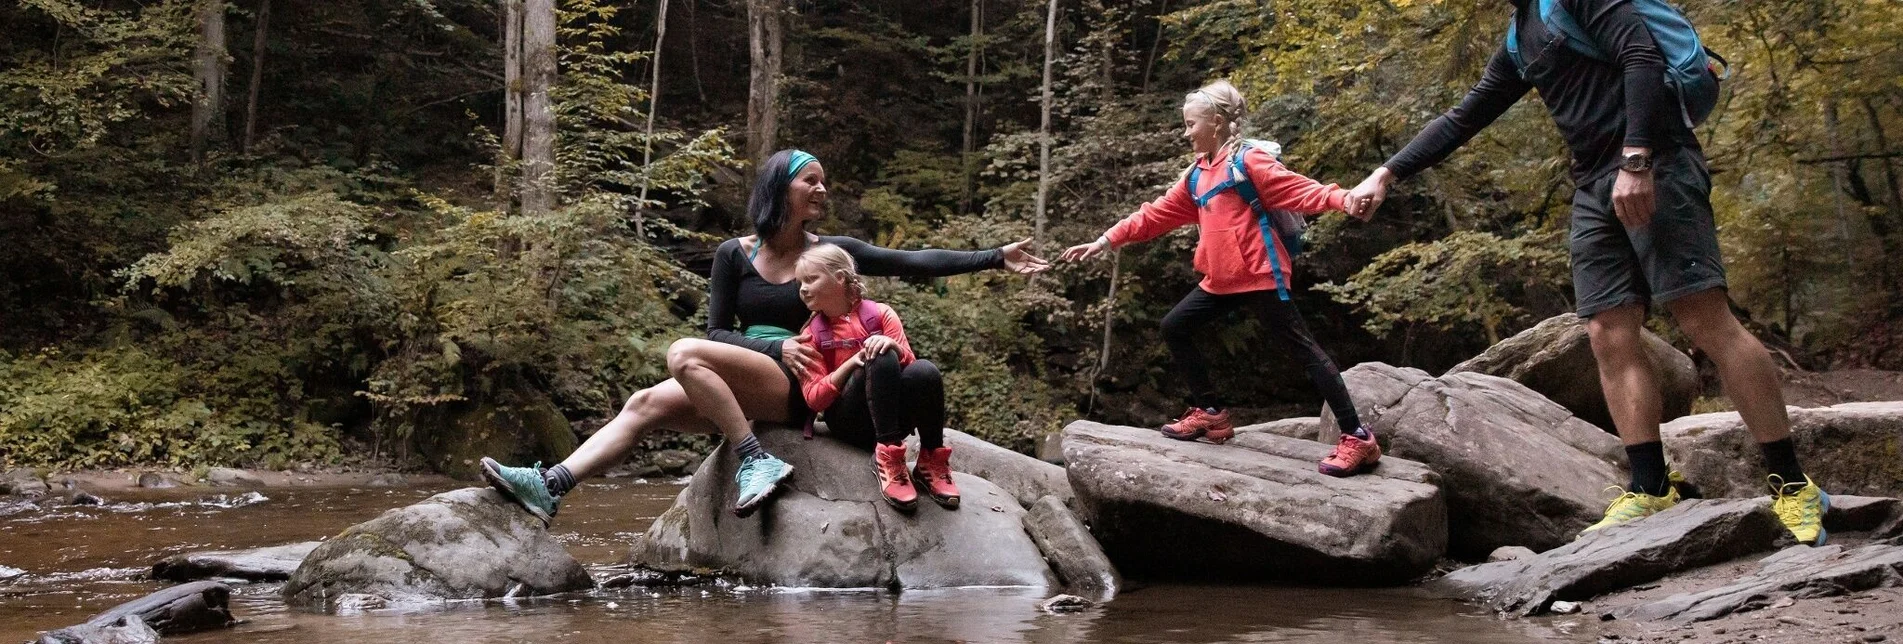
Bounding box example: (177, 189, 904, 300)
(1346, 0, 1830, 543)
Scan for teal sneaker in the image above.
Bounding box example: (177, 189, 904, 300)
(480, 457, 560, 527)
(733, 453, 794, 518)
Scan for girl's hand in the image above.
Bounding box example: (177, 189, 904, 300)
(858, 335, 897, 361)
(782, 335, 820, 377)
(1000, 238, 1052, 274)
(1060, 237, 1111, 262)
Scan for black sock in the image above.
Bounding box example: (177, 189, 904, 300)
(542, 463, 577, 497)
(1346, 426, 1372, 441)
(1759, 438, 1806, 491)
(1626, 441, 1670, 496)
(734, 434, 767, 460)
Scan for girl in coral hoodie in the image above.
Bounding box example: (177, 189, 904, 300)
(793, 243, 959, 509)
(1061, 80, 1380, 478)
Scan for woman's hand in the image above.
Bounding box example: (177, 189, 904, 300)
(858, 335, 897, 361)
(1000, 238, 1052, 274)
(781, 335, 820, 377)
(1060, 237, 1111, 263)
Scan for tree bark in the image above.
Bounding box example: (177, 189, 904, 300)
(190, 0, 228, 165)
(635, 0, 671, 239)
(687, 0, 706, 105)
(1824, 100, 1852, 264)
(1859, 98, 1902, 312)
(1140, 0, 1166, 92)
(1032, 0, 1059, 252)
(960, 0, 982, 215)
(520, 0, 558, 215)
(240, 0, 268, 154)
(746, 0, 784, 170)
(1087, 249, 1120, 415)
(497, 0, 523, 204)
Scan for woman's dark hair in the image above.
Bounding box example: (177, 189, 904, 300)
(748, 150, 800, 239)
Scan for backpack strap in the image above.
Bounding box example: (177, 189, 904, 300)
(1224, 148, 1293, 301)
(856, 299, 885, 338)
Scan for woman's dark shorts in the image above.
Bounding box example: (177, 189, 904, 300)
(1570, 146, 1727, 318)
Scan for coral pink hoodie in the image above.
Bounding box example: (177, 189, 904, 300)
(798, 302, 916, 412)
(1105, 145, 1348, 295)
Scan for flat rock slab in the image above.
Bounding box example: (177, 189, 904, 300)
(153, 542, 320, 582)
(281, 488, 593, 609)
(1235, 417, 1323, 441)
(1663, 401, 1903, 498)
(1319, 363, 1626, 557)
(1064, 421, 1445, 585)
(37, 615, 159, 644)
(41, 581, 233, 641)
(635, 425, 1057, 590)
(1620, 542, 1903, 622)
(1433, 498, 1781, 615)
(1828, 496, 1903, 533)
(1024, 495, 1120, 601)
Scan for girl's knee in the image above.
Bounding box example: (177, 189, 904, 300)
(902, 359, 942, 384)
(1160, 311, 1198, 341)
(866, 350, 902, 375)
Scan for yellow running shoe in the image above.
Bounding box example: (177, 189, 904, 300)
(1770, 474, 1830, 545)
(1580, 473, 1684, 536)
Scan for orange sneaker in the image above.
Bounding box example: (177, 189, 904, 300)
(1161, 407, 1234, 444)
(910, 445, 961, 509)
(1318, 430, 1381, 477)
(874, 442, 918, 510)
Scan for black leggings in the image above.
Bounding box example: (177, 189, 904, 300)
(824, 352, 947, 449)
(1160, 286, 1362, 434)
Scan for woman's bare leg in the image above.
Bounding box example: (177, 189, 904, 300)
(556, 378, 717, 481)
(666, 338, 796, 442)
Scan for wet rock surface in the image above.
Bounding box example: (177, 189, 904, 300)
(153, 542, 321, 582)
(1023, 494, 1120, 600)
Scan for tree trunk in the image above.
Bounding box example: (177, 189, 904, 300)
(1824, 101, 1853, 265)
(1859, 98, 1902, 311)
(497, 0, 523, 204)
(1032, 0, 1058, 253)
(190, 0, 228, 165)
(687, 0, 706, 105)
(1140, 0, 1166, 92)
(1087, 249, 1120, 415)
(240, 0, 268, 154)
(746, 0, 784, 170)
(520, 0, 557, 215)
(635, 0, 671, 239)
(960, 0, 982, 215)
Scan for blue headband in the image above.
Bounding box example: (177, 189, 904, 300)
(787, 150, 818, 179)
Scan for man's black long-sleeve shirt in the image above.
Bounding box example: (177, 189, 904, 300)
(1384, 0, 1698, 184)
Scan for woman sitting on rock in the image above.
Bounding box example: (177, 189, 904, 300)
(1059, 80, 1378, 477)
(792, 243, 958, 511)
(481, 149, 1047, 523)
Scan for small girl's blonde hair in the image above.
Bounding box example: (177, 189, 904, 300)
(797, 243, 866, 301)
(1184, 79, 1247, 151)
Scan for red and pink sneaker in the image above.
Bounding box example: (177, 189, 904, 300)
(1318, 431, 1381, 477)
(1161, 407, 1234, 444)
(874, 442, 919, 510)
(911, 446, 961, 509)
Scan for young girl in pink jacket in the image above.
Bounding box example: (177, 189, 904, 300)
(794, 243, 959, 509)
(1061, 80, 1380, 477)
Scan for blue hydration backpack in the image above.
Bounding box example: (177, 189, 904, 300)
(1505, 0, 1728, 128)
(1184, 139, 1307, 301)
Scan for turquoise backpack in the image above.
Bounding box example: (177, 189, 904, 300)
(1184, 139, 1306, 301)
(1505, 0, 1728, 128)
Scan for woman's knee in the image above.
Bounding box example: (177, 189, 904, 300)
(665, 338, 711, 377)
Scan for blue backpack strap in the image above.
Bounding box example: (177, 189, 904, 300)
(747, 236, 761, 262)
(1224, 148, 1292, 301)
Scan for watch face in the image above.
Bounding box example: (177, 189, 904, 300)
(1623, 154, 1651, 171)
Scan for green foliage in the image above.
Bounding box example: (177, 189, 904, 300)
(1317, 230, 1570, 344)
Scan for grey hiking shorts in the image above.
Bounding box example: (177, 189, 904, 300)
(1570, 147, 1727, 318)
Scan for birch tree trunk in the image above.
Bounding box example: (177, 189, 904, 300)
(190, 0, 228, 165)
(960, 0, 982, 215)
(635, 0, 671, 239)
(1032, 0, 1058, 252)
(520, 0, 557, 215)
(497, 0, 523, 204)
(746, 0, 784, 170)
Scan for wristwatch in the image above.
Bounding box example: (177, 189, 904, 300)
(1620, 151, 1653, 173)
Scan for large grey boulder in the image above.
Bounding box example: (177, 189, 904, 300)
(906, 429, 1073, 508)
(1317, 363, 1626, 558)
(1432, 498, 1781, 615)
(281, 488, 593, 608)
(633, 424, 1059, 590)
(1621, 542, 1903, 622)
(1662, 401, 1903, 498)
(154, 542, 320, 582)
(5, 468, 49, 497)
(1236, 417, 1324, 441)
(1063, 421, 1446, 584)
(1446, 313, 1699, 433)
(1023, 495, 1120, 600)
